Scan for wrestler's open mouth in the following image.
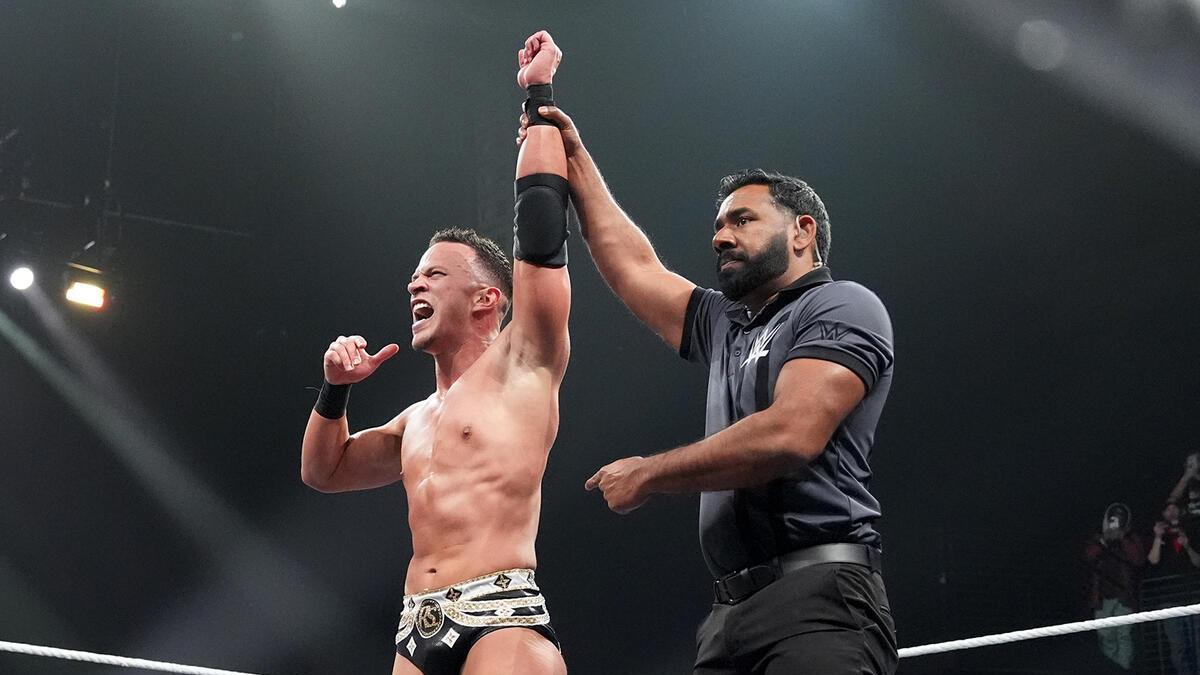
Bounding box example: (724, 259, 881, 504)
(412, 300, 434, 325)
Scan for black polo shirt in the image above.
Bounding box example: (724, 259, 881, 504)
(680, 266, 894, 578)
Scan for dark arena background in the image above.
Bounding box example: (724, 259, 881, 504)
(2, 2, 1199, 674)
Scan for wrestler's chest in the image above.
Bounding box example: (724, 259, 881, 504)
(401, 389, 514, 472)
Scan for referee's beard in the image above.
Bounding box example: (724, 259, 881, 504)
(717, 230, 790, 301)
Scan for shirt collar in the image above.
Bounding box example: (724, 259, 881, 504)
(725, 266, 834, 326)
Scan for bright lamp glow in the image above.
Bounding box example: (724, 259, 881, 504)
(65, 281, 106, 309)
(332, 0, 346, 7)
(9, 266, 34, 291)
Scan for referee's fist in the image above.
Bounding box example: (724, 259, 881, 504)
(586, 456, 651, 515)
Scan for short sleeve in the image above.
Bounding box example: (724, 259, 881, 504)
(787, 282, 894, 392)
(679, 286, 734, 368)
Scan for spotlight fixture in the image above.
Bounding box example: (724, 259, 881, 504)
(332, 0, 346, 7)
(8, 265, 34, 291)
(64, 278, 105, 308)
(1, 231, 44, 294)
(63, 240, 118, 311)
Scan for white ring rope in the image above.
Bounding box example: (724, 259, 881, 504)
(0, 639, 263, 675)
(5, 603, 1200, 670)
(899, 602, 1200, 658)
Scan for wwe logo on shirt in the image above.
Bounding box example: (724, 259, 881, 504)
(819, 321, 851, 341)
(742, 323, 785, 368)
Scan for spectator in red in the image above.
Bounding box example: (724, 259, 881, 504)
(1084, 503, 1145, 670)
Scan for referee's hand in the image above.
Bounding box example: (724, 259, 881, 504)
(585, 456, 651, 514)
(517, 106, 582, 158)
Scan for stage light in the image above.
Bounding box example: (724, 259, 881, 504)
(332, 0, 346, 8)
(63, 240, 117, 311)
(9, 266, 34, 291)
(64, 280, 105, 309)
(2, 233, 41, 293)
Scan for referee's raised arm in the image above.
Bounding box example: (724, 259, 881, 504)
(519, 105, 696, 352)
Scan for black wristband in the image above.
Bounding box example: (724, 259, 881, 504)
(524, 83, 556, 127)
(314, 380, 351, 419)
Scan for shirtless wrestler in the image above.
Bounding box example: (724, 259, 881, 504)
(300, 30, 571, 675)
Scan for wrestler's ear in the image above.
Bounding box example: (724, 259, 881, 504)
(473, 286, 503, 312)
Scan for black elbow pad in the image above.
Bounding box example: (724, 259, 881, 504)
(513, 173, 569, 267)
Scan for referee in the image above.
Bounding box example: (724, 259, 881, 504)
(518, 103, 898, 674)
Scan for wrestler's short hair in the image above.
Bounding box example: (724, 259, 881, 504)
(717, 169, 832, 265)
(429, 227, 513, 314)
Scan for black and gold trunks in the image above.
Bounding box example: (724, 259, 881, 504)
(394, 568, 560, 674)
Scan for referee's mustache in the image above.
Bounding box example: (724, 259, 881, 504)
(717, 249, 749, 268)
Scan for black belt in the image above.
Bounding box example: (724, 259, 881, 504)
(713, 543, 882, 605)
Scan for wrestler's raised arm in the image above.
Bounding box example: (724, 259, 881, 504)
(509, 30, 571, 376)
(300, 335, 408, 493)
(518, 106, 696, 352)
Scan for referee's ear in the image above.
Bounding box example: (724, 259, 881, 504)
(791, 214, 819, 259)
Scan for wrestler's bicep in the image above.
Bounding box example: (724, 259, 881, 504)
(329, 411, 408, 491)
(510, 260, 571, 370)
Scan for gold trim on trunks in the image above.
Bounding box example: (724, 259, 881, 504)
(443, 606, 550, 628)
(395, 568, 548, 645)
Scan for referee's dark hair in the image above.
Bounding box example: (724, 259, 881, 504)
(429, 227, 513, 317)
(717, 169, 831, 265)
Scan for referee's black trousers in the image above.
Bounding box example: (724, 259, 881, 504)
(694, 563, 897, 675)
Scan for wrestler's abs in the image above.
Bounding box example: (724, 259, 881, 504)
(400, 344, 559, 594)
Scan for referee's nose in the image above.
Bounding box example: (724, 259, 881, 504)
(713, 226, 737, 254)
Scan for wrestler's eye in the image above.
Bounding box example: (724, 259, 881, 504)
(737, 217, 750, 227)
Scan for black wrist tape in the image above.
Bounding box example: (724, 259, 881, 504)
(524, 83, 556, 127)
(314, 381, 351, 419)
